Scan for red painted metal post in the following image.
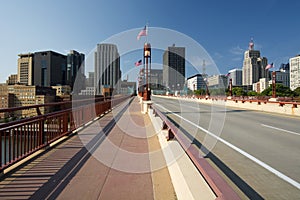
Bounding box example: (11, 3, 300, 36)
(272, 71, 276, 98)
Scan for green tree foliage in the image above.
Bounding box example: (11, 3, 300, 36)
(247, 91, 258, 96)
(261, 84, 294, 97)
(194, 89, 206, 95)
(293, 87, 300, 97)
(232, 87, 246, 96)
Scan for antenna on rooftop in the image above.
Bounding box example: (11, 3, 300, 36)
(249, 37, 254, 50)
(202, 59, 206, 76)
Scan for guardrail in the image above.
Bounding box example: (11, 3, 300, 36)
(151, 104, 240, 200)
(159, 95, 300, 116)
(181, 95, 300, 107)
(0, 95, 130, 173)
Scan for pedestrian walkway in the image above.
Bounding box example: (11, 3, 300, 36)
(0, 97, 176, 200)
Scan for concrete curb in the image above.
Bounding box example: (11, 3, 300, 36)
(148, 108, 216, 200)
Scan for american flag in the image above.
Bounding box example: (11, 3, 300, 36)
(135, 59, 142, 67)
(137, 26, 147, 40)
(265, 63, 274, 70)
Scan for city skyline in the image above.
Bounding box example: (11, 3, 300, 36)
(1, 1, 300, 83)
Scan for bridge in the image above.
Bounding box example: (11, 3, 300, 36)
(0, 95, 299, 199)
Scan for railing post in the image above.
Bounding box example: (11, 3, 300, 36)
(167, 128, 174, 141)
(0, 130, 2, 170)
(63, 113, 68, 134)
(40, 117, 45, 146)
(162, 121, 168, 130)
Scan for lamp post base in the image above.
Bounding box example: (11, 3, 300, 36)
(141, 100, 152, 114)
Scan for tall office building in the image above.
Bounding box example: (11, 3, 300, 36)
(17, 53, 34, 85)
(150, 69, 163, 89)
(94, 43, 121, 95)
(187, 74, 206, 91)
(228, 68, 242, 86)
(34, 51, 67, 87)
(242, 40, 268, 86)
(67, 50, 85, 90)
(86, 72, 95, 87)
(275, 70, 290, 88)
(289, 55, 300, 90)
(6, 74, 18, 85)
(163, 45, 185, 91)
(207, 74, 228, 89)
(279, 63, 289, 72)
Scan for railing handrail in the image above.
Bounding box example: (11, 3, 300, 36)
(0, 96, 109, 113)
(0, 95, 132, 173)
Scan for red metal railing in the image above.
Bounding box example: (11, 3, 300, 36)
(0, 95, 130, 172)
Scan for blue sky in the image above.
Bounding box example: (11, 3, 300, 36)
(1, 0, 300, 82)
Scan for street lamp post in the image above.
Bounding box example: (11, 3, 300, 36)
(143, 43, 151, 101)
(229, 78, 233, 96)
(272, 71, 276, 98)
(205, 79, 210, 97)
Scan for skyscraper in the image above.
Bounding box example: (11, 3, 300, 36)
(228, 68, 242, 86)
(94, 44, 121, 95)
(67, 50, 85, 89)
(163, 45, 185, 91)
(242, 39, 268, 86)
(17, 53, 34, 85)
(149, 69, 163, 90)
(289, 54, 300, 90)
(34, 51, 67, 87)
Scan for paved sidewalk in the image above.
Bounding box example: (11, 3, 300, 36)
(0, 97, 176, 200)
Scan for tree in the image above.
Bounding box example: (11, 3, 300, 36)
(260, 86, 271, 96)
(232, 87, 246, 96)
(293, 87, 300, 97)
(194, 89, 206, 96)
(261, 84, 294, 97)
(247, 91, 258, 96)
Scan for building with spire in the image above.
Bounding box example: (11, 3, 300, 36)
(242, 39, 268, 87)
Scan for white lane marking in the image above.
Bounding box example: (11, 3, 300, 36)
(155, 103, 300, 190)
(261, 124, 300, 136)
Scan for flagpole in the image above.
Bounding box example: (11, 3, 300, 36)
(146, 22, 149, 43)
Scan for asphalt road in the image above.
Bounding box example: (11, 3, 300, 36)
(151, 96, 300, 200)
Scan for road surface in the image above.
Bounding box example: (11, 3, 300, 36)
(152, 96, 300, 199)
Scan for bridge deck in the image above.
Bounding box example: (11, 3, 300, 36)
(0, 97, 176, 200)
